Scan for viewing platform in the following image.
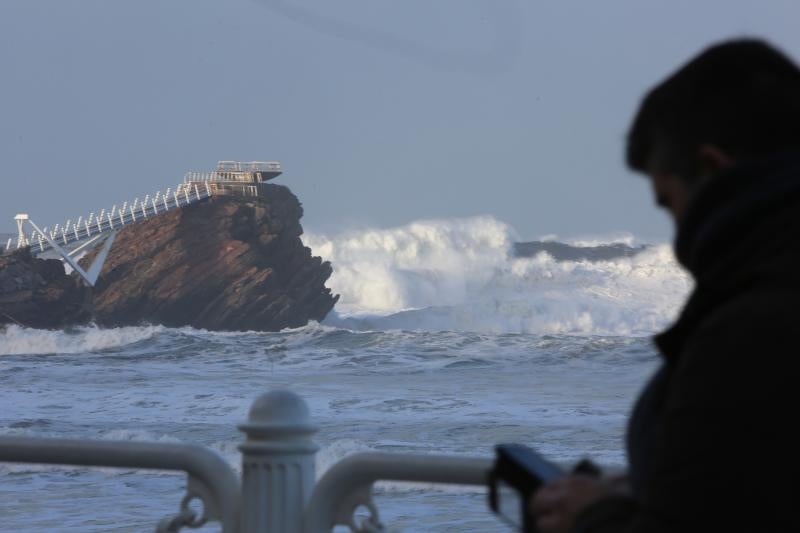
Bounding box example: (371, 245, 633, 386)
(184, 160, 283, 197)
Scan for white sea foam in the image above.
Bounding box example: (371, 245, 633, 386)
(0, 324, 163, 355)
(305, 216, 691, 336)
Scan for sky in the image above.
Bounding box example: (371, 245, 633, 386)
(2, 0, 800, 242)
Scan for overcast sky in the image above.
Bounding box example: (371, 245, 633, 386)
(2, 0, 799, 241)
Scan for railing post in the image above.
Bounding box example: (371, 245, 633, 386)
(238, 390, 319, 533)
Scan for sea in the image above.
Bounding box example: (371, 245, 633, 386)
(0, 216, 691, 532)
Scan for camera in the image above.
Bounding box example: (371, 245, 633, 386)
(488, 444, 564, 532)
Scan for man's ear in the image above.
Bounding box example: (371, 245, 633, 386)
(697, 144, 735, 177)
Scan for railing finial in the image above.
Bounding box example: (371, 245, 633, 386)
(239, 390, 319, 533)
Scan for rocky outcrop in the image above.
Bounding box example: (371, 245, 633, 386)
(0, 248, 92, 328)
(514, 241, 647, 261)
(84, 184, 338, 331)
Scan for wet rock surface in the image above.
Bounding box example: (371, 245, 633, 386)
(0, 248, 92, 328)
(85, 183, 338, 331)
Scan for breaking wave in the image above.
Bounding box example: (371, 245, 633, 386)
(0, 324, 164, 355)
(304, 216, 691, 336)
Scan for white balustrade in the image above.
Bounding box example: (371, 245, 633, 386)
(0, 389, 498, 533)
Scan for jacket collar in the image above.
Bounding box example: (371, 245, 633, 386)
(655, 150, 800, 360)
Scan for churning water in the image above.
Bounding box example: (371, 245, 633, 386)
(0, 216, 690, 532)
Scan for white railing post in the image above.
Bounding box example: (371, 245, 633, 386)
(97, 210, 104, 232)
(163, 188, 171, 211)
(195, 183, 201, 201)
(238, 390, 319, 533)
(120, 202, 127, 225)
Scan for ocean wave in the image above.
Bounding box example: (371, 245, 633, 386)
(305, 216, 691, 336)
(0, 324, 165, 355)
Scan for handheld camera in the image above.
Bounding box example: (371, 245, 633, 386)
(488, 444, 564, 532)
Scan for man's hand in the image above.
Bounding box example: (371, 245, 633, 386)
(530, 475, 622, 533)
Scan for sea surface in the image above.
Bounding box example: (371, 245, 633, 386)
(0, 217, 690, 532)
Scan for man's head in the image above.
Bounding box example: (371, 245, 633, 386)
(627, 39, 800, 222)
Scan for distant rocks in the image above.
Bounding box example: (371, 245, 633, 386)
(84, 183, 339, 332)
(513, 241, 647, 261)
(0, 248, 92, 328)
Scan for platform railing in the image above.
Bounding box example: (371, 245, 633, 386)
(0, 390, 498, 533)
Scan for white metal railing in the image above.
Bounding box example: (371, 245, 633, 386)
(0, 389, 499, 533)
(0, 437, 240, 532)
(306, 453, 491, 532)
(216, 161, 282, 172)
(184, 171, 255, 183)
(4, 182, 212, 256)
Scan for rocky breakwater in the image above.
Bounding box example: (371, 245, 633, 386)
(84, 183, 338, 331)
(0, 248, 92, 328)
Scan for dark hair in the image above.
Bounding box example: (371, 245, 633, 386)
(627, 39, 800, 181)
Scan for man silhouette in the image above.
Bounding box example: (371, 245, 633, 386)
(531, 39, 800, 532)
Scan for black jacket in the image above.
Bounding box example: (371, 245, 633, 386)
(575, 152, 800, 532)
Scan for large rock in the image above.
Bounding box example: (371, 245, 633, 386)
(86, 183, 338, 331)
(0, 247, 92, 329)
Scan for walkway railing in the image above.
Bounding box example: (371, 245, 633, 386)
(216, 161, 282, 173)
(4, 182, 212, 256)
(0, 390, 497, 533)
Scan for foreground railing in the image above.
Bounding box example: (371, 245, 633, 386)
(307, 453, 492, 532)
(0, 437, 240, 532)
(0, 390, 495, 532)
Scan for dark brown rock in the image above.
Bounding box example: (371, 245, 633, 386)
(0, 248, 92, 329)
(85, 183, 339, 331)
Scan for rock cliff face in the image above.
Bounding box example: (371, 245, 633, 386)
(0, 248, 92, 328)
(85, 183, 338, 331)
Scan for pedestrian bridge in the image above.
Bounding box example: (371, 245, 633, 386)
(3, 181, 213, 286)
(5, 182, 213, 257)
